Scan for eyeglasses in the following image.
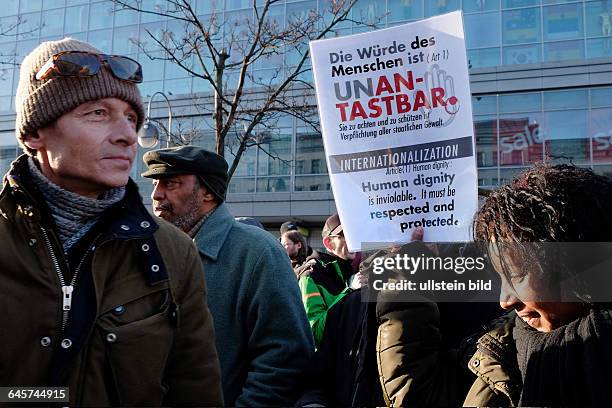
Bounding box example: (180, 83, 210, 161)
(35, 51, 143, 83)
(328, 231, 344, 238)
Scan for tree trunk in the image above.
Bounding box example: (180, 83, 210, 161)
(214, 52, 228, 158)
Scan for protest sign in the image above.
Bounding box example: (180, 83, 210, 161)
(310, 11, 477, 251)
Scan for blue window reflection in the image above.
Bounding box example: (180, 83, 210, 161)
(544, 89, 587, 110)
(591, 87, 612, 108)
(500, 92, 541, 113)
(503, 8, 541, 45)
(544, 40, 584, 62)
(591, 108, 612, 164)
(468, 47, 501, 68)
(466, 12, 501, 48)
(587, 38, 612, 58)
(543, 4, 583, 41)
(388, 0, 424, 22)
(64, 5, 88, 34)
(473, 95, 498, 115)
(544, 110, 589, 164)
(585, 1, 612, 38)
(425, 0, 460, 17)
(464, 0, 500, 13)
(503, 0, 539, 8)
(503, 43, 541, 64)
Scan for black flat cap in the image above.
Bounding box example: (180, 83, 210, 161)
(142, 146, 229, 202)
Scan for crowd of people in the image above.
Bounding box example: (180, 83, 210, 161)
(1, 37, 611, 407)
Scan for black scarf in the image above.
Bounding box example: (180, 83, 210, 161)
(513, 306, 612, 406)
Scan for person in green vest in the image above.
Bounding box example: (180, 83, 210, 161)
(296, 213, 360, 347)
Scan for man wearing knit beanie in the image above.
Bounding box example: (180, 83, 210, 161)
(0, 38, 223, 406)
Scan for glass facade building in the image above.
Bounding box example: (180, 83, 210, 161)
(1, 0, 611, 228)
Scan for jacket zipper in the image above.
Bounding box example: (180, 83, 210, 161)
(40, 227, 97, 332)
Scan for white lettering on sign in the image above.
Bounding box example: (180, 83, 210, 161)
(593, 129, 612, 151)
(500, 125, 542, 154)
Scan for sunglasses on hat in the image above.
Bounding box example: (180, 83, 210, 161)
(35, 51, 143, 83)
(327, 225, 344, 238)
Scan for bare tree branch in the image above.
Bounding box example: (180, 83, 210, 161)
(109, 0, 382, 182)
(1, 14, 42, 68)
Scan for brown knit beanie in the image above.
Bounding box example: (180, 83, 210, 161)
(15, 38, 145, 156)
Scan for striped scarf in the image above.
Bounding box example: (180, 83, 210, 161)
(28, 157, 125, 251)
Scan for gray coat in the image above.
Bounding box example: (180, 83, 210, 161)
(194, 203, 314, 406)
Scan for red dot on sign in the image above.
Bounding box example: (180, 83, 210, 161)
(448, 96, 458, 105)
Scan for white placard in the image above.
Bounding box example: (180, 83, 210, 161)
(310, 11, 477, 251)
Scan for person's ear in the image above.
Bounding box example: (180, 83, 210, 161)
(201, 190, 216, 202)
(322, 236, 334, 251)
(195, 177, 216, 202)
(22, 131, 44, 151)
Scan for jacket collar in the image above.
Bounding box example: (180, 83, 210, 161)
(1, 154, 160, 240)
(193, 202, 233, 261)
(468, 316, 521, 405)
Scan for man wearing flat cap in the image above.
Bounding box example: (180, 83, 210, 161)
(0, 38, 222, 406)
(143, 145, 314, 406)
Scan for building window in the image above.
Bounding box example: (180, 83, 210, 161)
(503, 0, 538, 9)
(544, 39, 585, 62)
(425, 0, 461, 17)
(468, 47, 501, 68)
(475, 116, 498, 167)
(464, 0, 500, 13)
(591, 108, 612, 164)
(465, 12, 501, 48)
(387, 0, 423, 22)
(294, 175, 330, 191)
(503, 8, 541, 45)
(40, 8, 64, 37)
(500, 92, 541, 113)
(498, 113, 543, 166)
(64, 5, 89, 34)
(89, 2, 113, 30)
(585, 1, 612, 38)
(544, 109, 589, 165)
(0, 146, 18, 177)
(228, 177, 255, 193)
(503, 43, 541, 64)
(543, 3, 583, 42)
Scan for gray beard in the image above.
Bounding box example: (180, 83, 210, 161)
(172, 189, 203, 233)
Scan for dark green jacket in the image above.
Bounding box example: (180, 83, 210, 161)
(465, 307, 612, 406)
(297, 251, 353, 347)
(0, 156, 223, 406)
(463, 318, 521, 406)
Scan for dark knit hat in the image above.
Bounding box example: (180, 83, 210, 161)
(142, 145, 229, 202)
(15, 38, 144, 155)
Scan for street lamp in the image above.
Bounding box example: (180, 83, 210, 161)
(138, 91, 173, 148)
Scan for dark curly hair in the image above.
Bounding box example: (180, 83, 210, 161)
(474, 163, 612, 243)
(473, 163, 612, 302)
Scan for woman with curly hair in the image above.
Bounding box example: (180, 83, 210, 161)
(466, 163, 612, 406)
